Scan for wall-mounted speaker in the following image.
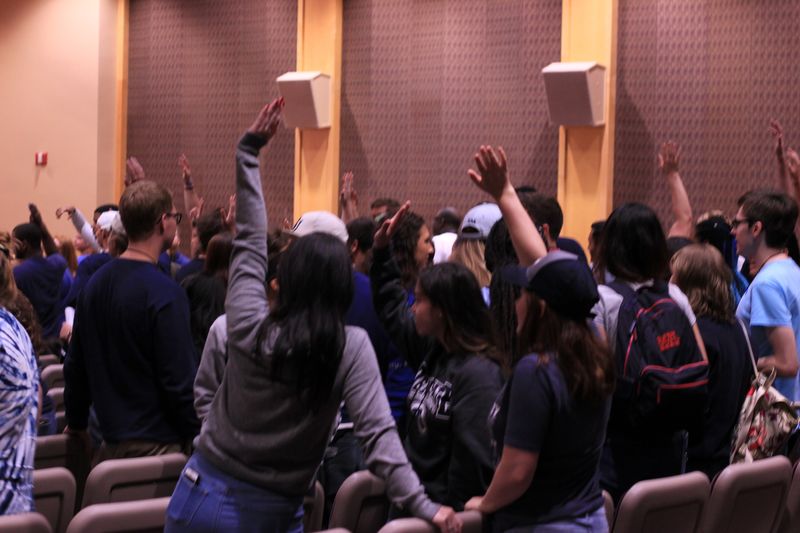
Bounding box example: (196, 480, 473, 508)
(542, 62, 606, 127)
(276, 71, 331, 129)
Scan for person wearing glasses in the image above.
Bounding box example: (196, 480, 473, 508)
(732, 189, 800, 401)
(64, 181, 199, 465)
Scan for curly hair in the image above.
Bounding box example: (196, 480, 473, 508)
(670, 244, 733, 323)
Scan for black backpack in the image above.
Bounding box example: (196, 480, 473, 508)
(608, 280, 709, 432)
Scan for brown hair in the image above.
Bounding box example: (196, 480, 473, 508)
(449, 239, 491, 287)
(57, 236, 78, 276)
(120, 181, 173, 242)
(0, 248, 45, 355)
(670, 243, 733, 323)
(517, 292, 614, 401)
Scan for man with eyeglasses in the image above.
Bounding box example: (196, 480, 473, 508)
(64, 180, 199, 464)
(732, 189, 800, 401)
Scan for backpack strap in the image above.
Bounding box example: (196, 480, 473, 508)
(607, 279, 637, 300)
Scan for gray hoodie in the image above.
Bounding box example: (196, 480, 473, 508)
(195, 132, 438, 520)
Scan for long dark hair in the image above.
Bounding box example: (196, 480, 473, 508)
(484, 219, 519, 368)
(261, 233, 354, 411)
(417, 262, 496, 360)
(391, 211, 426, 289)
(595, 203, 669, 283)
(518, 291, 614, 401)
(203, 233, 233, 283)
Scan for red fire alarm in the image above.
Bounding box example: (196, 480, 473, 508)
(35, 152, 48, 166)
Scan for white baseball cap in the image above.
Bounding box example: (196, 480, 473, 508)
(285, 211, 348, 244)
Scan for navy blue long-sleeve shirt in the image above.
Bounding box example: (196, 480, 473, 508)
(64, 258, 199, 443)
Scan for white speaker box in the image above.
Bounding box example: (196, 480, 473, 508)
(542, 62, 606, 127)
(276, 71, 331, 129)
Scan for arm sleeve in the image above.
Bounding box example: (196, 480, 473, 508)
(63, 302, 91, 430)
(343, 328, 439, 521)
(226, 133, 270, 365)
(152, 291, 200, 439)
(369, 246, 433, 369)
(194, 315, 228, 423)
(69, 209, 101, 252)
(503, 357, 552, 453)
(750, 279, 792, 327)
(446, 358, 503, 508)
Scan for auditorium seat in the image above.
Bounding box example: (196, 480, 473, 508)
(35, 434, 90, 508)
(701, 456, 792, 533)
(65, 497, 169, 533)
(33, 467, 75, 533)
(41, 364, 64, 390)
(613, 471, 709, 533)
(304, 480, 324, 532)
(778, 460, 800, 533)
(46, 387, 64, 412)
(329, 470, 389, 533)
(81, 453, 187, 508)
(0, 512, 52, 533)
(38, 354, 60, 370)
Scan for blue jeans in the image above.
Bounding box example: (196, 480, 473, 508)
(165, 452, 304, 533)
(494, 506, 608, 533)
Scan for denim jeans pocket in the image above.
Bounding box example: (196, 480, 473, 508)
(167, 470, 208, 525)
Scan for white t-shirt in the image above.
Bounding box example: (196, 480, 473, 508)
(432, 232, 457, 264)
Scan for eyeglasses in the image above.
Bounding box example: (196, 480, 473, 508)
(731, 217, 751, 228)
(164, 212, 183, 224)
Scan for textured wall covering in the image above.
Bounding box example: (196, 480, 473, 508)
(340, 0, 562, 226)
(615, 0, 800, 227)
(127, 0, 296, 244)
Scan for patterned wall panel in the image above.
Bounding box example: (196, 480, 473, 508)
(615, 0, 800, 228)
(127, 0, 296, 249)
(341, 0, 562, 228)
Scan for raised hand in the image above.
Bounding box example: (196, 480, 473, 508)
(189, 197, 205, 222)
(28, 203, 44, 227)
(125, 156, 146, 186)
(339, 171, 359, 222)
(248, 97, 285, 141)
(431, 505, 462, 533)
(222, 194, 236, 231)
(373, 201, 410, 250)
(179, 154, 193, 185)
(55, 206, 76, 219)
(786, 148, 800, 182)
(770, 120, 785, 158)
(658, 141, 680, 175)
(468, 145, 510, 201)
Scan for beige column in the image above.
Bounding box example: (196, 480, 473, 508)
(292, 0, 343, 219)
(557, 0, 619, 249)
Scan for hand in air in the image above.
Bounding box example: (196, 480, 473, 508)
(468, 145, 510, 201)
(373, 201, 410, 250)
(248, 97, 285, 141)
(658, 141, 680, 175)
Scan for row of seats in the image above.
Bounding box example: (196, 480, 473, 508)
(13, 447, 800, 533)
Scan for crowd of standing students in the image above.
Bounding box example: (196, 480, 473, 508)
(0, 98, 799, 532)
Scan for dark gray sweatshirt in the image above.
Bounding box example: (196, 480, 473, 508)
(195, 132, 438, 521)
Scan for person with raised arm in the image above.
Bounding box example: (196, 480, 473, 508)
(659, 141, 694, 240)
(464, 146, 614, 532)
(12, 204, 69, 344)
(166, 99, 460, 533)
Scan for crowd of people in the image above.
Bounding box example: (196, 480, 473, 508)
(1, 97, 799, 532)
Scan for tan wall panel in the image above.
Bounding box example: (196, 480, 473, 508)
(0, 0, 121, 237)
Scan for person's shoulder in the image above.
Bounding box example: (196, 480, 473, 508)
(455, 352, 504, 387)
(344, 325, 371, 347)
(47, 253, 67, 268)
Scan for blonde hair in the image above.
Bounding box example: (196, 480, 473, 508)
(449, 238, 491, 287)
(670, 243, 733, 323)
